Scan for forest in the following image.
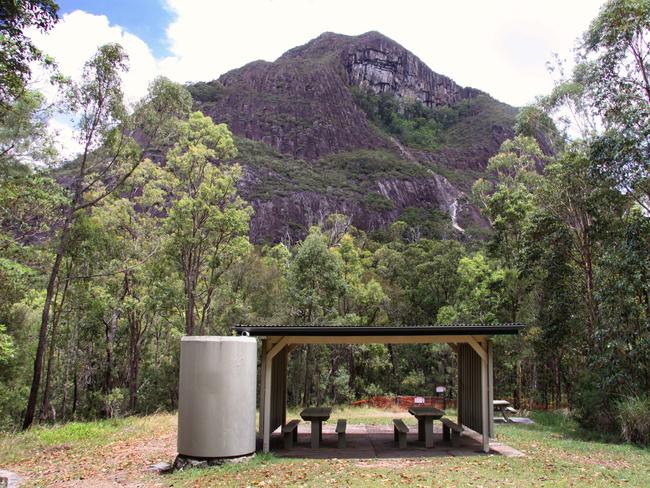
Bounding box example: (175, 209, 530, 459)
(0, 0, 648, 449)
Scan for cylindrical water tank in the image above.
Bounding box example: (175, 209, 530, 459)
(177, 336, 257, 458)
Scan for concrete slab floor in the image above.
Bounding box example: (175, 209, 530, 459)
(257, 423, 524, 459)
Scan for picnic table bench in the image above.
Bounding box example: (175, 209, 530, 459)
(336, 419, 347, 448)
(282, 419, 300, 448)
(408, 406, 444, 448)
(441, 417, 463, 447)
(393, 418, 409, 448)
(493, 400, 517, 422)
(300, 407, 331, 448)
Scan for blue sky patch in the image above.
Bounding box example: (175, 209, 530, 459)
(59, 0, 174, 57)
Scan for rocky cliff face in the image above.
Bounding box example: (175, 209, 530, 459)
(245, 172, 464, 243)
(343, 32, 481, 107)
(190, 31, 519, 243)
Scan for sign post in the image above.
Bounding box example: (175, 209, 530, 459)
(436, 386, 446, 410)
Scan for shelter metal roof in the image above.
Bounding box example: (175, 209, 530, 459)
(232, 323, 525, 337)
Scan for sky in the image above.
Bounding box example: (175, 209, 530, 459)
(30, 0, 607, 157)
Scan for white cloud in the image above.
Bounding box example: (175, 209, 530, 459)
(28, 10, 161, 158)
(27, 1, 607, 158)
(30, 10, 159, 104)
(47, 116, 84, 160)
(159, 0, 606, 106)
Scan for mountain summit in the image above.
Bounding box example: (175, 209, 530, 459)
(189, 31, 519, 242)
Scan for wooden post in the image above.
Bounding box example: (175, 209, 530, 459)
(281, 348, 288, 428)
(456, 345, 463, 427)
(259, 340, 267, 440)
(488, 339, 494, 439)
(481, 342, 489, 453)
(262, 341, 273, 453)
(261, 337, 289, 453)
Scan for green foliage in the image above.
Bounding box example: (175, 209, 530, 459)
(617, 396, 650, 446)
(0, 172, 66, 243)
(363, 192, 394, 212)
(287, 228, 344, 322)
(318, 149, 428, 180)
(0, 2, 647, 454)
(442, 95, 518, 150)
(515, 105, 563, 152)
(437, 252, 508, 323)
(0, 324, 15, 363)
(351, 87, 474, 151)
(186, 80, 226, 103)
(232, 138, 419, 200)
(400, 370, 425, 394)
(394, 207, 454, 241)
(544, 0, 650, 209)
(0, 90, 56, 170)
(164, 111, 252, 335)
(0, 0, 59, 117)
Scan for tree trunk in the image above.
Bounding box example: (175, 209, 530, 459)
(39, 323, 57, 424)
(185, 273, 196, 335)
(515, 360, 522, 409)
(103, 308, 119, 417)
(41, 269, 71, 423)
(60, 344, 69, 422)
(128, 344, 140, 412)
(348, 345, 356, 397)
(583, 251, 597, 347)
(303, 345, 312, 407)
(23, 212, 74, 430)
(128, 310, 142, 412)
(72, 365, 78, 418)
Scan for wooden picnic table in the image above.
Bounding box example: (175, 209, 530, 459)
(300, 407, 331, 448)
(408, 406, 444, 448)
(493, 399, 515, 422)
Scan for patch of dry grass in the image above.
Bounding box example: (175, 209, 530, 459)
(1, 408, 648, 487)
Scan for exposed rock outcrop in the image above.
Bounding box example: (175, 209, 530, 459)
(247, 174, 464, 243)
(343, 32, 481, 107)
(189, 31, 520, 242)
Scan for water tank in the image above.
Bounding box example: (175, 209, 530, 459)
(177, 336, 257, 458)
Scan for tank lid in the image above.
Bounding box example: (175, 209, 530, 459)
(181, 335, 256, 342)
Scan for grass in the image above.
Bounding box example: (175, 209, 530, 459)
(1, 408, 648, 487)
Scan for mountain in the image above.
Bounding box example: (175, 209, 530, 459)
(188, 31, 520, 243)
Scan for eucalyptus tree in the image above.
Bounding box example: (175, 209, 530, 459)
(287, 228, 345, 323)
(579, 0, 650, 209)
(0, 90, 56, 174)
(163, 111, 252, 336)
(80, 158, 175, 413)
(0, 0, 59, 117)
(22, 44, 192, 429)
(0, 88, 62, 250)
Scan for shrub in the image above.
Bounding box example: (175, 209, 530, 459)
(571, 367, 620, 433)
(363, 192, 394, 212)
(617, 396, 650, 446)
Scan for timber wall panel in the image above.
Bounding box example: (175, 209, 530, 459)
(458, 343, 483, 434)
(270, 348, 287, 432)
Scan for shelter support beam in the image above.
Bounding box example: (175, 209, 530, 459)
(467, 336, 488, 362)
(262, 341, 272, 453)
(479, 338, 489, 453)
(276, 335, 485, 345)
(261, 336, 288, 453)
(488, 339, 494, 439)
